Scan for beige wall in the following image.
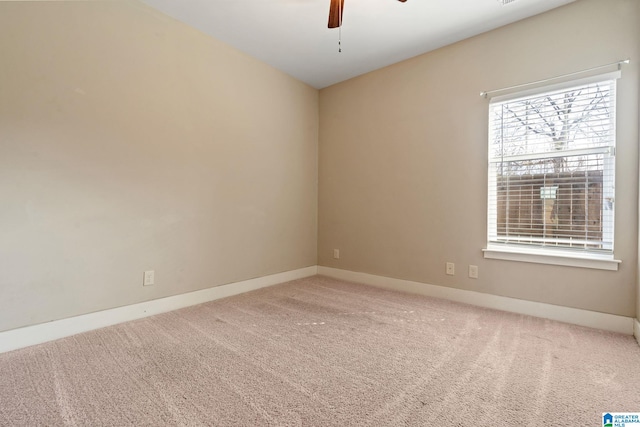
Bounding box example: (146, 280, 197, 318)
(0, 1, 318, 332)
(319, 0, 639, 317)
(1, 0, 638, 333)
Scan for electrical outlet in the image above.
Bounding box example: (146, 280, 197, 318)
(469, 265, 478, 279)
(333, 249, 340, 259)
(446, 262, 455, 275)
(143, 270, 155, 286)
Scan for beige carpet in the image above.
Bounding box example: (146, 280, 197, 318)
(1, 275, 639, 426)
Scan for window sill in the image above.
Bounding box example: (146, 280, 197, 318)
(483, 246, 621, 271)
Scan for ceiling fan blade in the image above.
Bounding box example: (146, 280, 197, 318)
(328, 0, 344, 28)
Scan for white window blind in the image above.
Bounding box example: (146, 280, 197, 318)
(487, 77, 617, 257)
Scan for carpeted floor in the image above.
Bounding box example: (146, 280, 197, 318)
(1, 275, 639, 426)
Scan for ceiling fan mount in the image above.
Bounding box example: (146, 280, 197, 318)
(328, 0, 407, 29)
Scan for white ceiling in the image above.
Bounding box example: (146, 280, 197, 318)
(141, 0, 576, 89)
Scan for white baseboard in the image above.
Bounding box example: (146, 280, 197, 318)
(0, 266, 318, 354)
(318, 266, 634, 335)
(2, 265, 633, 354)
(635, 319, 640, 347)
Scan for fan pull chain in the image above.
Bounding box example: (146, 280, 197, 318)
(338, 0, 342, 53)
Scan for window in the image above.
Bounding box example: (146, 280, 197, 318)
(485, 75, 619, 270)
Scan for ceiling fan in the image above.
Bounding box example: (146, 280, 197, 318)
(328, 0, 407, 28)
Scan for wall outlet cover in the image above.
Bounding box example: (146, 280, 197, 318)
(143, 270, 155, 286)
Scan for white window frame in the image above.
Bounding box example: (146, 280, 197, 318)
(483, 72, 621, 271)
